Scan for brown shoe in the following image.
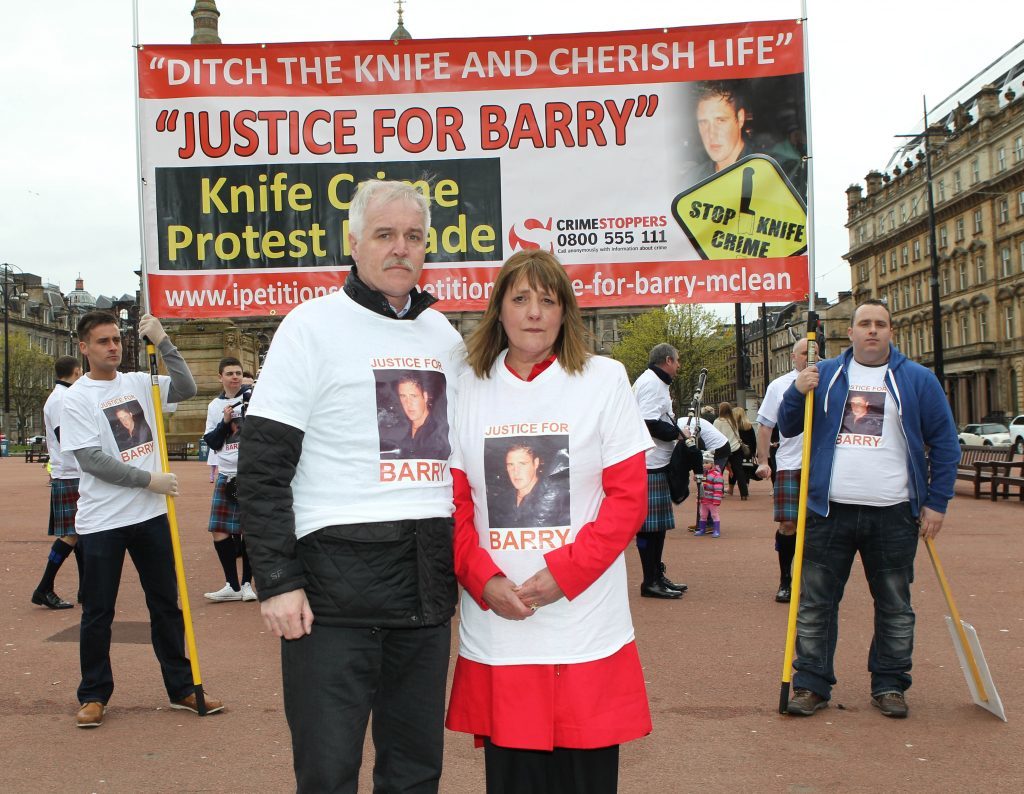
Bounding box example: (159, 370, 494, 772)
(76, 701, 105, 728)
(170, 691, 224, 715)
(787, 688, 828, 716)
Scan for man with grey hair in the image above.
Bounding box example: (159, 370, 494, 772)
(631, 343, 687, 599)
(240, 179, 463, 791)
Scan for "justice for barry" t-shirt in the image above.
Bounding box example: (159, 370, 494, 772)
(61, 372, 172, 534)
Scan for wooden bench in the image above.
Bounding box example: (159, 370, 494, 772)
(24, 443, 49, 464)
(167, 443, 191, 461)
(976, 459, 1024, 501)
(957, 444, 1015, 498)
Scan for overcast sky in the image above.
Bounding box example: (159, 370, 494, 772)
(2, 0, 1019, 320)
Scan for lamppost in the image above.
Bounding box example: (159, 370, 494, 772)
(2, 263, 29, 420)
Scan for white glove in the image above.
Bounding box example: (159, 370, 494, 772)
(147, 471, 179, 496)
(138, 314, 168, 346)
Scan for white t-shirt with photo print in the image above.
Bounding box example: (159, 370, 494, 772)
(60, 372, 172, 534)
(452, 352, 652, 666)
(829, 360, 909, 506)
(244, 289, 464, 540)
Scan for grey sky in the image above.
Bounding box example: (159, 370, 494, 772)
(2, 0, 1018, 316)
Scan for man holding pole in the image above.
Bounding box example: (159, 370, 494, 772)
(61, 310, 223, 728)
(777, 299, 959, 719)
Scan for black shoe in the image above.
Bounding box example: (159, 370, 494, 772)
(640, 582, 682, 599)
(32, 590, 73, 610)
(659, 563, 687, 592)
(872, 691, 908, 718)
(787, 688, 827, 716)
(775, 582, 791, 603)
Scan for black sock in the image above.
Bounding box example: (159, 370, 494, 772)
(213, 538, 240, 590)
(238, 536, 252, 585)
(777, 531, 797, 585)
(37, 539, 74, 593)
(635, 536, 657, 586)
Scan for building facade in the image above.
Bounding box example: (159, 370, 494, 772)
(845, 56, 1024, 425)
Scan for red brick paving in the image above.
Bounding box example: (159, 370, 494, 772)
(2, 458, 1022, 792)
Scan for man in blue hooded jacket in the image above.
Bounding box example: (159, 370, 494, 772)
(777, 299, 959, 719)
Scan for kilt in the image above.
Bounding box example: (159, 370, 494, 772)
(208, 474, 242, 534)
(639, 469, 674, 533)
(47, 478, 79, 537)
(773, 468, 801, 523)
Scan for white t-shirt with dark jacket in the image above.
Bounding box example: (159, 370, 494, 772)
(245, 289, 464, 540)
(61, 372, 172, 534)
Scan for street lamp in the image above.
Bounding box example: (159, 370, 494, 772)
(1, 263, 29, 416)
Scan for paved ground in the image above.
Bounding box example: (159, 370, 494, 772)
(1, 457, 1023, 793)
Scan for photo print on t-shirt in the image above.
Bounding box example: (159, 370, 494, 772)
(837, 386, 885, 445)
(101, 397, 155, 458)
(372, 359, 451, 468)
(484, 432, 571, 548)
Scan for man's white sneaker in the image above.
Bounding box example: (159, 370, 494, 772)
(240, 582, 257, 602)
(204, 583, 242, 602)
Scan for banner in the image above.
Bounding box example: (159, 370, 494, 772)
(138, 21, 809, 318)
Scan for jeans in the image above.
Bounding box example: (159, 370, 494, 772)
(282, 622, 450, 794)
(792, 501, 919, 699)
(77, 514, 194, 704)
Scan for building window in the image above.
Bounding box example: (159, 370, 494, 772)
(1015, 135, 1024, 162)
(939, 225, 948, 248)
(955, 217, 965, 241)
(903, 283, 911, 307)
(880, 289, 887, 306)
(878, 215, 886, 234)
(1017, 190, 1024, 217)
(858, 264, 867, 283)
(973, 209, 983, 234)
(978, 311, 988, 343)
(1007, 304, 1017, 338)
(958, 261, 969, 290)
(1001, 247, 1012, 278)
(891, 290, 899, 311)
(942, 267, 951, 295)
(999, 198, 1010, 224)
(889, 210, 895, 230)
(960, 314, 970, 345)
(916, 326, 926, 354)
(915, 278, 923, 304)
(900, 204, 907, 223)
(976, 256, 986, 283)
(971, 158, 980, 184)
(911, 195, 920, 217)
(937, 178, 946, 202)
(878, 255, 887, 276)
(890, 251, 897, 271)
(901, 245, 909, 266)
(913, 240, 921, 261)
(998, 147, 1006, 172)
(858, 225, 867, 244)
(944, 318, 953, 348)
(954, 170, 962, 193)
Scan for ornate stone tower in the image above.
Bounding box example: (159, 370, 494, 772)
(191, 1, 221, 45)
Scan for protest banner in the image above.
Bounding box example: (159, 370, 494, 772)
(137, 20, 809, 317)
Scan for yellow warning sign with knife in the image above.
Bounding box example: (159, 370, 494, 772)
(671, 155, 807, 260)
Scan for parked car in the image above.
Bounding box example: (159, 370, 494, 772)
(1009, 415, 1024, 455)
(957, 423, 1011, 447)
(26, 434, 45, 445)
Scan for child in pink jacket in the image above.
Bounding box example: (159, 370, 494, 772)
(694, 451, 725, 538)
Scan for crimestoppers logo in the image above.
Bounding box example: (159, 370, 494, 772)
(508, 218, 554, 253)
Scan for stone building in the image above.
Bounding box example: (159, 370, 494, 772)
(844, 44, 1024, 424)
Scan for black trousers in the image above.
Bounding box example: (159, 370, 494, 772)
(77, 514, 193, 704)
(282, 622, 450, 794)
(483, 739, 620, 794)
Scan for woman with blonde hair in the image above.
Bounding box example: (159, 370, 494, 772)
(713, 401, 749, 499)
(446, 249, 653, 793)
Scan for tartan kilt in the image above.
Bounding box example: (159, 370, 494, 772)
(47, 478, 79, 537)
(773, 469, 801, 524)
(208, 474, 242, 534)
(639, 469, 675, 533)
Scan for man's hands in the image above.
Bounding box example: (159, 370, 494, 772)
(755, 462, 772, 480)
(138, 314, 168, 347)
(260, 589, 315, 639)
(919, 506, 945, 540)
(794, 364, 819, 395)
(482, 569, 565, 621)
(146, 471, 179, 496)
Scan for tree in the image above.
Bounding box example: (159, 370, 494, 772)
(0, 331, 53, 441)
(611, 305, 733, 413)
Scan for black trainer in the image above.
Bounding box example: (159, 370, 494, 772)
(775, 582, 791, 603)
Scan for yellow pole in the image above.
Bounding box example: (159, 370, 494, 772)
(924, 538, 989, 702)
(146, 340, 208, 714)
(779, 320, 817, 713)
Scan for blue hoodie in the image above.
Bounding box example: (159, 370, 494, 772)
(777, 344, 959, 518)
